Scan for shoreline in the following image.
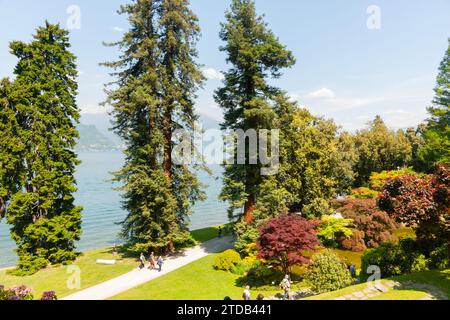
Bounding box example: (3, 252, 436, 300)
(0, 224, 227, 271)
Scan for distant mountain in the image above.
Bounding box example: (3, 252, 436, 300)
(76, 123, 119, 151)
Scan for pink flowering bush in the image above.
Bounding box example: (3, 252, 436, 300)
(0, 284, 57, 300)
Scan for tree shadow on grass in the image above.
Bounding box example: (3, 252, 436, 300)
(389, 270, 450, 300)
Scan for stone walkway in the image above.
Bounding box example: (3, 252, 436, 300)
(333, 280, 448, 300)
(62, 236, 234, 300)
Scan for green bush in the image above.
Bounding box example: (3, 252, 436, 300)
(234, 221, 259, 253)
(304, 250, 354, 294)
(360, 241, 429, 280)
(429, 244, 449, 269)
(8, 255, 49, 276)
(236, 263, 284, 287)
(213, 250, 242, 272)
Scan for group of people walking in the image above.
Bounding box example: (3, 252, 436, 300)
(139, 252, 164, 272)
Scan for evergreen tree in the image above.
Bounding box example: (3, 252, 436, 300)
(215, 0, 295, 223)
(0, 78, 25, 219)
(103, 0, 205, 253)
(419, 39, 450, 167)
(1, 22, 82, 275)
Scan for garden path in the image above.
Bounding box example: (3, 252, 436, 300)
(62, 236, 234, 300)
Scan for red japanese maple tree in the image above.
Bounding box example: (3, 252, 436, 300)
(257, 214, 320, 274)
(378, 164, 449, 256)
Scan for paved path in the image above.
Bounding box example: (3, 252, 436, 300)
(62, 236, 234, 300)
(333, 280, 448, 301)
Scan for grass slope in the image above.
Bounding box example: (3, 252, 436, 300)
(0, 226, 225, 299)
(111, 254, 280, 300)
(0, 248, 136, 299)
(304, 269, 449, 300)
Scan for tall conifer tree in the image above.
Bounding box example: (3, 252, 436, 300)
(215, 0, 295, 223)
(103, 0, 205, 253)
(0, 22, 82, 275)
(420, 39, 450, 167)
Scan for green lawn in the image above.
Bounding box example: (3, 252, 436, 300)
(0, 247, 137, 299)
(111, 254, 280, 300)
(0, 225, 223, 299)
(190, 224, 230, 243)
(304, 269, 450, 300)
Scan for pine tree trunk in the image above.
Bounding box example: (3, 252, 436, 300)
(244, 193, 255, 223)
(163, 103, 173, 180)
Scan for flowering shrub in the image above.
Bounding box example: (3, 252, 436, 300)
(40, 291, 58, 301)
(0, 284, 33, 300)
(0, 285, 57, 300)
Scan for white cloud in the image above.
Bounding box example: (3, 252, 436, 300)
(197, 102, 223, 122)
(202, 68, 224, 81)
(112, 26, 124, 33)
(305, 88, 336, 99)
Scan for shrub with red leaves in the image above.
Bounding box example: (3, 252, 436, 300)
(257, 214, 320, 274)
(334, 198, 397, 250)
(378, 164, 449, 255)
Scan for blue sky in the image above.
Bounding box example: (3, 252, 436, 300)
(0, 0, 449, 131)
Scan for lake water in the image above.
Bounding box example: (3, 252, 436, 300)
(0, 151, 229, 268)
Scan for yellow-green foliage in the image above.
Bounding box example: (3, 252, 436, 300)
(369, 167, 419, 191)
(317, 216, 353, 240)
(350, 187, 379, 199)
(213, 250, 242, 272)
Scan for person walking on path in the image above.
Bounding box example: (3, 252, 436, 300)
(148, 252, 156, 270)
(218, 226, 223, 238)
(242, 286, 251, 300)
(157, 256, 164, 272)
(139, 253, 147, 270)
(349, 264, 357, 278)
(280, 275, 291, 300)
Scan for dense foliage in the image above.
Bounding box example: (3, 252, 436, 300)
(378, 165, 450, 256)
(0, 22, 82, 275)
(353, 116, 412, 186)
(257, 214, 319, 274)
(316, 216, 353, 246)
(304, 250, 354, 294)
(103, 0, 205, 253)
(419, 39, 450, 168)
(369, 167, 419, 191)
(216, 0, 295, 224)
(360, 240, 429, 280)
(334, 199, 397, 250)
(213, 249, 242, 272)
(0, 285, 56, 300)
(277, 107, 356, 216)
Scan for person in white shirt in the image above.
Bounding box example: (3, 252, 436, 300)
(243, 286, 251, 300)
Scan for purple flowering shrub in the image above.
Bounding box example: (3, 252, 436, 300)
(0, 285, 57, 300)
(40, 291, 58, 300)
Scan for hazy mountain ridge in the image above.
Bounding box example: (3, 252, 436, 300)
(76, 123, 121, 151)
